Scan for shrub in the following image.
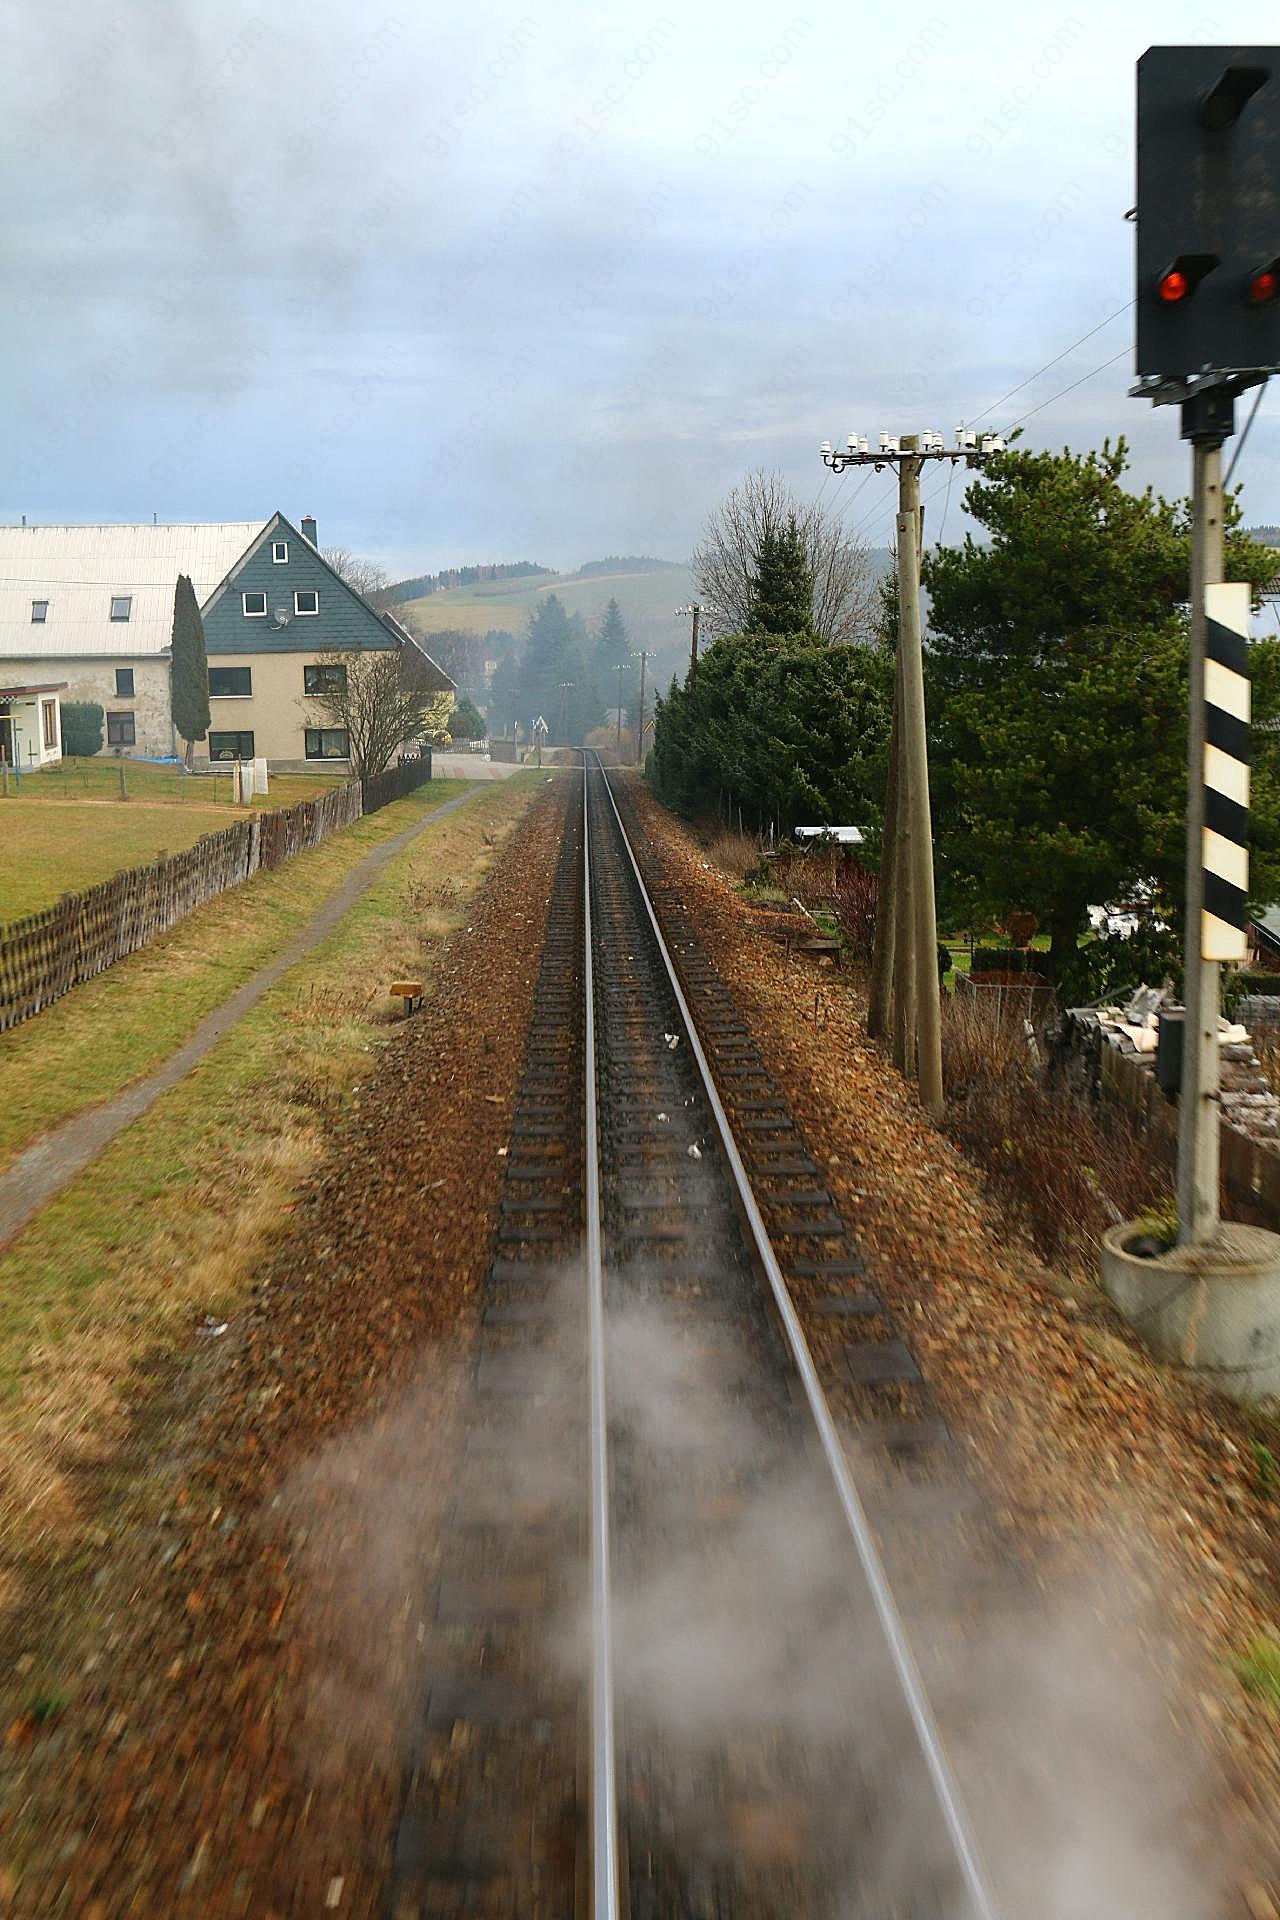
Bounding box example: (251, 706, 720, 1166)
(970, 946, 1035, 975)
(1054, 922, 1183, 1008)
(1228, 968, 1280, 997)
(704, 829, 762, 884)
(449, 694, 487, 742)
(829, 860, 879, 964)
(59, 702, 104, 757)
(941, 994, 1172, 1268)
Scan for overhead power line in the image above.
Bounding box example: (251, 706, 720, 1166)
(1007, 346, 1132, 429)
(1223, 378, 1270, 489)
(831, 305, 1139, 555)
(969, 299, 1134, 425)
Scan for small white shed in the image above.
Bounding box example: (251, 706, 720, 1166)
(0, 680, 65, 770)
(793, 825, 865, 845)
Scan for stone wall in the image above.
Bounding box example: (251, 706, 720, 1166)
(1059, 1005, 1280, 1226)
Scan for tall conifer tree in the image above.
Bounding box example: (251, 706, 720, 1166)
(170, 573, 210, 769)
(745, 513, 816, 638)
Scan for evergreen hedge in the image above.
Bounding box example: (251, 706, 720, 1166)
(60, 702, 104, 757)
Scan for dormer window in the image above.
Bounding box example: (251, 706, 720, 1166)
(31, 600, 48, 622)
(272, 541, 288, 563)
(294, 589, 319, 615)
(242, 591, 267, 617)
(110, 595, 132, 621)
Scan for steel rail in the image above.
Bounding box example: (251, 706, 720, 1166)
(582, 756, 623, 1920)
(587, 751, 1003, 1920)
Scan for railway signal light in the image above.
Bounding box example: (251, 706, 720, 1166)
(1249, 259, 1280, 303)
(1135, 46, 1280, 377)
(1157, 253, 1219, 303)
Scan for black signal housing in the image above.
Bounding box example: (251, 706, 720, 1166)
(1136, 47, 1280, 376)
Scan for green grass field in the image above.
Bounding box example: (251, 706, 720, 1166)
(4, 800, 240, 921)
(3, 760, 353, 922)
(16, 756, 344, 808)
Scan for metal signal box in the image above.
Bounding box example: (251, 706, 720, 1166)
(1136, 46, 1280, 377)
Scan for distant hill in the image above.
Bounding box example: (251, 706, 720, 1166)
(385, 560, 551, 604)
(398, 560, 699, 668)
(1245, 525, 1280, 547)
(396, 550, 896, 703)
(575, 555, 683, 577)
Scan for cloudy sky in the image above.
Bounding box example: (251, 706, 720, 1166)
(5, 0, 1279, 577)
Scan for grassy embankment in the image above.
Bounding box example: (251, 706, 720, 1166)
(0, 770, 547, 1552)
(0, 779, 469, 1174)
(4, 759, 350, 922)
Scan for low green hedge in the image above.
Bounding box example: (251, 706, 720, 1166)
(968, 946, 1035, 973)
(1228, 968, 1280, 997)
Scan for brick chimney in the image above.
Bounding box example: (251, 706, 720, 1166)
(300, 515, 317, 545)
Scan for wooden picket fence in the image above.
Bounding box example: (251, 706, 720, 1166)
(0, 754, 433, 1033)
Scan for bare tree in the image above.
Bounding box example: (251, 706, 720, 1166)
(303, 641, 452, 776)
(691, 469, 878, 644)
(322, 546, 393, 609)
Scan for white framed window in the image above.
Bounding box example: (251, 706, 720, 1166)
(294, 588, 319, 615)
(31, 599, 48, 622)
(110, 595, 132, 621)
(242, 591, 267, 617)
(272, 540, 288, 563)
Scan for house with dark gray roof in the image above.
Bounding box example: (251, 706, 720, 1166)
(198, 513, 452, 768)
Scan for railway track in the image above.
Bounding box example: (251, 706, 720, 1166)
(388, 757, 1001, 1920)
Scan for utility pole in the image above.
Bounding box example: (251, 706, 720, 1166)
(896, 449, 943, 1115)
(615, 661, 627, 754)
(821, 427, 1006, 1115)
(676, 602, 702, 675)
(866, 652, 901, 1040)
(636, 650, 648, 766)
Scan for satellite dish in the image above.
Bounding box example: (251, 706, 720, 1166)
(273, 607, 291, 627)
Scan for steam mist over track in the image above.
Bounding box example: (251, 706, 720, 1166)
(388, 755, 1001, 1919)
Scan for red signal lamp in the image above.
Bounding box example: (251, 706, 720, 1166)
(1154, 252, 1220, 304)
(1248, 260, 1280, 305)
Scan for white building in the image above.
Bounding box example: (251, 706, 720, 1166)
(0, 521, 261, 759)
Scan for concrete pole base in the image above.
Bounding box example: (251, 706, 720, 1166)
(1101, 1220, 1280, 1402)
